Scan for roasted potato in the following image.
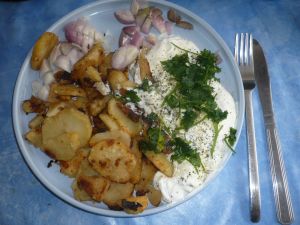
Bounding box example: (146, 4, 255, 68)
(85, 66, 102, 82)
(46, 102, 67, 117)
(88, 139, 137, 183)
(99, 113, 119, 131)
(22, 96, 47, 114)
(138, 50, 152, 80)
(30, 32, 59, 70)
(28, 115, 44, 129)
(89, 130, 131, 148)
(107, 70, 128, 91)
(25, 129, 43, 149)
(42, 108, 92, 160)
(102, 182, 134, 209)
(51, 84, 86, 97)
(135, 158, 157, 195)
(108, 98, 142, 136)
(130, 140, 142, 184)
(60, 147, 90, 177)
(76, 174, 110, 201)
(147, 185, 162, 207)
(144, 151, 173, 177)
(122, 196, 148, 214)
(71, 179, 92, 201)
(72, 43, 104, 80)
(88, 95, 111, 117)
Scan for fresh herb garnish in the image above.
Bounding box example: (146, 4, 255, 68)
(161, 50, 227, 130)
(180, 109, 198, 131)
(170, 137, 205, 171)
(120, 90, 140, 103)
(224, 127, 237, 152)
(138, 79, 151, 91)
(210, 123, 223, 157)
(139, 127, 165, 153)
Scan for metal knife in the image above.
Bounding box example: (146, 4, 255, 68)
(253, 39, 294, 224)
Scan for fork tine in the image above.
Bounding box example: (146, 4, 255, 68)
(240, 33, 244, 64)
(249, 33, 253, 65)
(245, 33, 249, 64)
(234, 33, 239, 63)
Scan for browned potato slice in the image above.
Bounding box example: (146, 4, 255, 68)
(60, 147, 90, 177)
(108, 70, 128, 91)
(25, 130, 43, 149)
(99, 114, 119, 131)
(51, 84, 86, 97)
(138, 50, 152, 80)
(99, 52, 113, 78)
(147, 185, 162, 207)
(88, 139, 136, 183)
(103, 182, 134, 210)
(28, 115, 44, 129)
(122, 196, 148, 214)
(85, 66, 101, 82)
(77, 158, 99, 177)
(135, 158, 157, 195)
(69, 97, 88, 112)
(89, 130, 131, 147)
(30, 32, 59, 70)
(71, 180, 92, 201)
(42, 108, 92, 160)
(108, 98, 142, 136)
(89, 95, 111, 117)
(144, 151, 173, 177)
(130, 140, 142, 184)
(22, 96, 47, 114)
(120, 80, 137, 89)
(46, 102, 67, 117)
(77, 175, 110, 202)
(72, 43, 104, 80)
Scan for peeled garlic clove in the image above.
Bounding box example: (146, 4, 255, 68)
(112, 45, 139, 70)
(115, 9, 135, 24)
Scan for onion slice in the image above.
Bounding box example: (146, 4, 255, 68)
(112, 45, 139, 70)
(115, 9, 135, 24)
(130, 0, 140, 16)
(130, 31, 144, 48)
(123, 26, 140, 36)
(152, 15, 166, 33)
(141, 16, 152, 34)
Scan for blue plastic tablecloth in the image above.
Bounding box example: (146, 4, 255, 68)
(0, 0, 299, 224)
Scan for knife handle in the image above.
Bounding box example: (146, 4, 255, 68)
(245, 90, 261, 222)
(266, 126, 294, 224)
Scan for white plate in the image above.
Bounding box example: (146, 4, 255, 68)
(12, 0, 244, 217)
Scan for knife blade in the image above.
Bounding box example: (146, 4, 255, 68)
(253, 39, 294, 224)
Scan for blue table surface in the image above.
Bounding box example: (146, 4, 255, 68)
(1, 0, 299, 224)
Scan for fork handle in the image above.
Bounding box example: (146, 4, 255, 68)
(266, 125, 294, 224)
(245, 90, 261, 222)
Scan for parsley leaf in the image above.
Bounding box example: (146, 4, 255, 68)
(180, 109, 198, 131)
(120, 90, 140, 103)
(138, 79, 151, 91)
(170, 137, 205, 171)
(224, 127, 237, 152)
(139, 127, 165, 153)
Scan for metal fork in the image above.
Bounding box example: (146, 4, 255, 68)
(235, 33, 261, 222)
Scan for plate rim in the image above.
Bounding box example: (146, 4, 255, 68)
(12, 0, 244, 217)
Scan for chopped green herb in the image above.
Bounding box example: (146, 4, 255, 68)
(120, 90, 140, 103)
(224, 127, 237, 152)
(161, 49, 227, 131)
(170, 137, 205, 171)
(210, 123, 223, 157)
(138, 79, 151, 91)
(139, 127, 165, 153)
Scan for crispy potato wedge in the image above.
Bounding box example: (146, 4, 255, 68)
(22, 96, 47, 114)
(99, 52, 113, 78)
(99, 113, 120, 131)
(85, 66, 102, 82)
(77, 174, 110, 201)
(135, 158, 157, 195)
(108, 98, 142, 136)
(46, 102, 67, 117)
(122, 196, 148, 214)
(89, 95, 111, 117)
(72, 179, 92, 201)
(144, 151, 173, 177)
(25, 129, 43, 149)
(147, 185, 162, 207)
(88, 139, 136, 183)
(89, 130, 131, 147)
(138, 50, 152, 81)
(103, 182, 134, 209)
(28, 115, 44, 129)
(130, 140, 142, 184)
(108, 70, 128, 91)
(42, 108, 92, 160)
(60, 147, 90, 177)
(72, 43, 104, 80)
(30, 32, 59, 70)
(51, 84, 86, 97)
